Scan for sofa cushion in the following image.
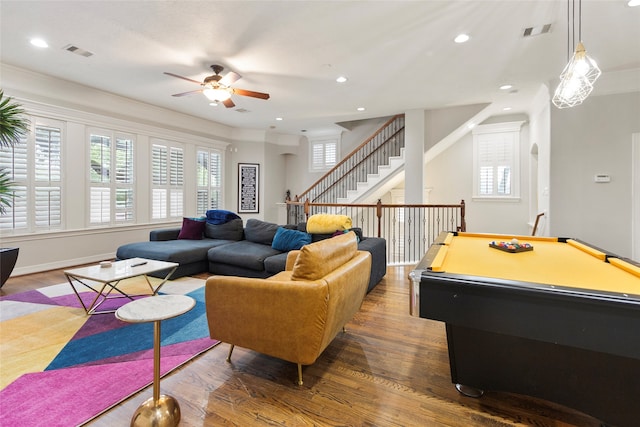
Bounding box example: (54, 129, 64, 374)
(244, 219, 279, 245)
(291, 231, 358, 281)
(264, 252, 290, 274)
(205, 209, 241, 225)
(271, 227, 311, 251)
(205, 218, 244, 240)
(177, 217, 206, 240)
(117, 238, 231, 264)
(306, 214, 352, 234)
(208, 240, 282, 271)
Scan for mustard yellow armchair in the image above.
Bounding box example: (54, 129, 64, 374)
(205, 231, 372, 385)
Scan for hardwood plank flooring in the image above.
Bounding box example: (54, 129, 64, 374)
(1, 265, 601, 426)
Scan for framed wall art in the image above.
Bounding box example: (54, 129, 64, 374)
(238, 163, 260, 213)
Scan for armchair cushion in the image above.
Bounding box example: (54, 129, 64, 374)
(291, 231, 357, 281)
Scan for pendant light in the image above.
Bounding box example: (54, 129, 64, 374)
(552, 0, 601, 109)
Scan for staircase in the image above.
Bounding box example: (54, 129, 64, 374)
(297, 115, 405, 204)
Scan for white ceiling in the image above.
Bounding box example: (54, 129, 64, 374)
(1, 1, 639, 136)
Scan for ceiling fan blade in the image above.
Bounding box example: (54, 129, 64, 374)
(232, 88, 270, 100)
(164, 72, 202, 85)
(219, 71, 242, 86)
(223, 98, 236, 108)
(172, 89, 203, 97)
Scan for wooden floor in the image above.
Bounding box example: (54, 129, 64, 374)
(2, 265, 601, 427)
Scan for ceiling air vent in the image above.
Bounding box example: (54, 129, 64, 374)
(523, 24, 552, 37)
(235, 108, 249, 113)
(63, 44, 94, 57)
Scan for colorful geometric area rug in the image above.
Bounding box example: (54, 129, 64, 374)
(0, 276, 219, 426)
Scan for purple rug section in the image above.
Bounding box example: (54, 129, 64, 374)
(0, 352, 208, 427)
(0, 282, 218, 426)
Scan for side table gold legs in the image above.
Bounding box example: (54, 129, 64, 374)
(116, 295, 194, 427)
(130, 320, 181, 427)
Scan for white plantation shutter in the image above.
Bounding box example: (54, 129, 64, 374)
(89, 133, 110, 224)
(152, 189, 167, 219)
(196, 148, 223, 216)
(152, 145, 167, 185)
(151, 141, 184, 219)
(115, 137, 134, 222)
(35, 187, 61, 226)
(309, 138, 339, 172)
(89, 131, 135, 225)
(0, 121, 62, 231)
(473, 122, 523, 199)
(90, 187, 110, 223)
(170, 148, 183, 186)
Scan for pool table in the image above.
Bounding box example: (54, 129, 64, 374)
(410, 232, 640, 427)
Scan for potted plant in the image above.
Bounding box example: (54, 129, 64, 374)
(0, 89, 29, 288)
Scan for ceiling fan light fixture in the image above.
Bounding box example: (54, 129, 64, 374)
(203, 86, 231, 102)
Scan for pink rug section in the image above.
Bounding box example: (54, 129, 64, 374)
(0, 339, 216, 426)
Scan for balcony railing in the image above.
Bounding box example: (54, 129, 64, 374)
(286, 199, 466, 265)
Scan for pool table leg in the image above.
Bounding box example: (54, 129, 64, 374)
(455, 383, 484, 398)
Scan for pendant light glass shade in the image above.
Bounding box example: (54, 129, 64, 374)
(552, 42, 601, 109)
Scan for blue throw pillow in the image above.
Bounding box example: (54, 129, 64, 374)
(205, 209, 241, 225)
(271, 227, 312, 251)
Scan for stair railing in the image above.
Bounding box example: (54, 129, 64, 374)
(286, 199, 466, 265)
(296, 114, 405, 204)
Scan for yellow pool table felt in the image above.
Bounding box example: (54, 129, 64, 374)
(429, 233, 640, 297)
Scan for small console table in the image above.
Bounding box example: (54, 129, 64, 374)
(115, 294, 196, 427)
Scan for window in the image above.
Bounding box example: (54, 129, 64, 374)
(0, 118, 62, 231)
(309, 137, 339, 172)
(196, 148, 223, 216)
(151, 141, 184, 219)
(472, 122, 524, 199)
(89, 130, 135, 225)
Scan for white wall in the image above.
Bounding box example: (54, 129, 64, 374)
(424, 116, 531, 235)
(550, 91, 640, 258)
(527, 84, 551, 235)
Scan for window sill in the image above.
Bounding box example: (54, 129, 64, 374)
(472, 196, 521, 203)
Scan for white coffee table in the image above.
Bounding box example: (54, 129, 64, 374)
(116, 294, 196, 427)
(64, 258, 178, 315)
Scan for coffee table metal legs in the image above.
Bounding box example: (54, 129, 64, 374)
(130, 320, 181, 427)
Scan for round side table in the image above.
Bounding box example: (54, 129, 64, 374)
(116, 294, 196, 427)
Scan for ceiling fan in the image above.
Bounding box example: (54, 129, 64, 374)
(164, 64, 270, 108)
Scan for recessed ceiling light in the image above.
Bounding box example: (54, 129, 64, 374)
(628, 0, 640, 7)
(357, 107, 366, 111)
(30, 38, 48, 48)
(276, 117, 283, 121)
(500, 84, 513, 90)
(336, 76, 348, 83)
(209, 102, 218, 107)
(503, 107, 512, 111)
(454, 34, 470, 43)
(467, 123, 475, 129)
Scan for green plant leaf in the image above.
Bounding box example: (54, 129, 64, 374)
(0, 89, 30, 148)
(0, 167, 15, 215)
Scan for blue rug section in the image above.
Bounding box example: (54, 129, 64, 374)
(46, 287, 209, 371)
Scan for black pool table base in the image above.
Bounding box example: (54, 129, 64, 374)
(447, 325, 640, 427)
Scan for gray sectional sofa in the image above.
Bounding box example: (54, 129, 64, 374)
(116, 217, 387, 293)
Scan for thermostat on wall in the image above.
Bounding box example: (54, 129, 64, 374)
(594, 174, 611, 183)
